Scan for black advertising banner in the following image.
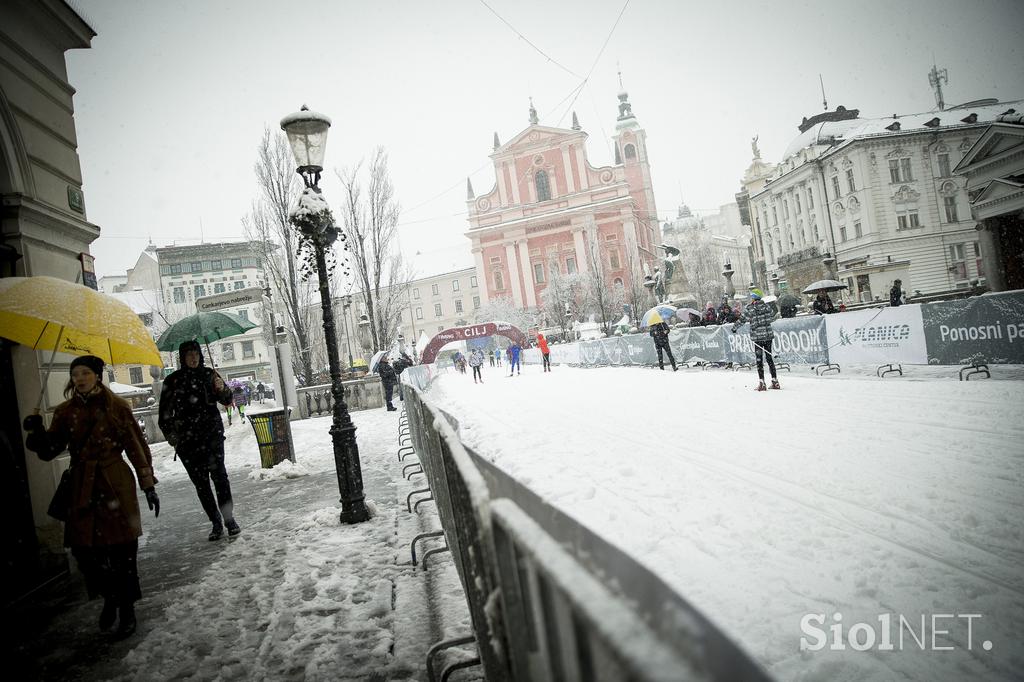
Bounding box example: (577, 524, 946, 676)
(921, 291, 1024, 364)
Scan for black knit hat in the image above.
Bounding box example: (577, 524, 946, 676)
(70, 355, 105, 378)
(178, 339, 204, 366)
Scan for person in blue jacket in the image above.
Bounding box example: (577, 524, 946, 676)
(508, 343, 521, 376)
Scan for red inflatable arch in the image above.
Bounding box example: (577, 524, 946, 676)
(419, 321, 527, 365)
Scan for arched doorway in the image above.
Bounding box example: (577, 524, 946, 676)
(419, 321, 527, 365)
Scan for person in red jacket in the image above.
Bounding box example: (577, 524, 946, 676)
(537, 331, 551, 372)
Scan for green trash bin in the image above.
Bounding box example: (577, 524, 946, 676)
(248, 408, 294, 468)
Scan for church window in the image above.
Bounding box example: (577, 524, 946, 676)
(535, 170, 551, 201)
(608, 249, 621, 270)
(623, 144, 636, 159)
(938, 153, 951, 177)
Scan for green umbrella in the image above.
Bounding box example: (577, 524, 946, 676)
(156, 310, 257, 360)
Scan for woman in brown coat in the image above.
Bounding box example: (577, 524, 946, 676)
(23, 355, 159, 638)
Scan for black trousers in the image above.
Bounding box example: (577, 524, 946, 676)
(384, 382, 395, 407)
(72, 540, 141, 605)
(472, 366, 482, 381)
(180, 440, 233, 527)
(542, 353, 551, 371)
(655, 341, 676, 369)
(754, 338, 777, 380)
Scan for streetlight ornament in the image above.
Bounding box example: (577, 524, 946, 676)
(280, 105, 331, 189)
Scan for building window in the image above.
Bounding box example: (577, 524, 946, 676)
(949, 243, 967, 281)
(190, 261, 202, 273)
(888, 159, 900, 183)
(223, 343, 235, 361)
(944, 196, 959, 223)
(415, 307, 423, 320)
(493, 270, 504, 290)
(813, 221, 820, 242)
(889, 157, 914, 183)
(763, 210, 770, 228)
(974, 242, 984, 278)
(234, 281, 245, 290)
(211, 260, 222, 271)
(455, 299, 463, 313)
(173, 287, 185, 303)
(623, 143, 636, 159)
(839, 224, 847, 242)
(613, 277, 623, 286)
(846, 169, 856, 193)
(807, 188, 814, 209)
(434, 303, 442, 317)
(533, 262, 545, 283)
(129, 366, 143, 384)
(938, 153, 951, 177)
(473, 296, 480, 309)
(238, 309, 249, 321)
(787, 229, 795, 248)
(854, 221, 863, 238)
(795, 194, 802, 214)
(231, 258, 242, 269)
(453, 279, 460, 291)
(896, 210, 921, 230)
(242, 341, 254, 359)
(169, 264, 182, 275)
(194, 285, 206, 298)
(565, 257, 576, 274)
(608, 249, 620, 270)
(535, 170, 551, 201)
(901, 157, 914, 182)
(831, 175, 841, 199)
(431, 283, 439, 296)
(783, 200, 789, 219)
(766, 242, 774, 263)
(470, 276, 477, 288)
(214, 282, 225, 294)
(438, 326, 444, 332)
(771, 207, 778, 226)
(413, 288, 420, 299)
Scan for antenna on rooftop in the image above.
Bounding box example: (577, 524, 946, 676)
(199, 217, 204, 244)
(928, 57, 948, 111)
(819, 74, 828, 111)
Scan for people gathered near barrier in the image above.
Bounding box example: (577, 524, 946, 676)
(23, 354, 159, 638)
(732, 289, 780, 391)
(159, 340, 241, 542)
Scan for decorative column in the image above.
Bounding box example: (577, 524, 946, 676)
(975, 220, 1005, 291)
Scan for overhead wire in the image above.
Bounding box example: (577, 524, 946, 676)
(476, 0, 583, 80)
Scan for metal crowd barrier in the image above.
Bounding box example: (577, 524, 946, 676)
(402, 379, 772, 682)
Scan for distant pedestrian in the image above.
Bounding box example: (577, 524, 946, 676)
(231, 383, 248, 424)
(494, 348, 502, 366)
(469, 348, 485, 383)
(838, 300, 847, 312)
(378, 354, 398, 411)
(537, 332, 551, 372)
(159, 340, 240, 541)
(811, 292, 836, 315)
(256, 381, 265, 404)
(732, 289, 780, 391)
(509, 343, 521, 376)
(393, 352, 413, 401)
(889, 279, 903, 307)
(23, 354, 159, 638)
(488, 351, 495, 367)
(717, 299, 736, 325)
(648, 318, 678, 371)
(702, 303, 717, 326)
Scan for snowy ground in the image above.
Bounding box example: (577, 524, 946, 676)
(425, 363, 1024, 681)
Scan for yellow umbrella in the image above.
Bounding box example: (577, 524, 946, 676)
(0, 276, 163, 409)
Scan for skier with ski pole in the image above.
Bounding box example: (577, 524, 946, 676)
(732, 288, 780, 391)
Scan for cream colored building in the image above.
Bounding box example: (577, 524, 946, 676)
(0, 0, 99, 600)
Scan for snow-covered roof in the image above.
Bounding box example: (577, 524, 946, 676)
(782, 99, 1022, 161)
(108, 289, 160, 315)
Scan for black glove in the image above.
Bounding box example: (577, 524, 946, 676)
(165, 432, 178, 448)
(23, 414, 44, 432)
(144, 487, 160, 517)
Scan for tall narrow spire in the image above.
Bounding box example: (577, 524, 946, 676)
(571, 111, 581, 131)
(616, 69, 635, 123)
(528, 97, 539, 125)
(493, 131, 500, 150)
(467, 177, 475, 200)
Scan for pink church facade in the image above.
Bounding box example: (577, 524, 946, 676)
(466, 92, 661, 315)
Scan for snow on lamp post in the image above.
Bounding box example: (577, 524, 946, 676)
(281, 105, 369, 524)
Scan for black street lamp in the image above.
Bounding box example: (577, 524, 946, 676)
(281, 105, 369, 524)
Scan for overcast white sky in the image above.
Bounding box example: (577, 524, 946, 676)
(66, 0, 1024, 281)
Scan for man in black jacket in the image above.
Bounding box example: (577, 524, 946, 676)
(158, 340, 239, 541)
(377, 354, 398, 411)
(890, 279, 903, 307)
(649, 319, 677, 371)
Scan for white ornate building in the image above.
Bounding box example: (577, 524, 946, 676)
(747, 98, 1022, 302)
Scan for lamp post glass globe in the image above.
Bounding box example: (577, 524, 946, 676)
(280, 105, 332, 188)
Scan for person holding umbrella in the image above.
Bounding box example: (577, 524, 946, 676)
(648, 314, 678, 371)
(158, 340, 240, 541)
(732, 289, 780, 391)
(22, 355, 159, 638)
(377, 353, 398, 411)
(811, 292, 836, 315)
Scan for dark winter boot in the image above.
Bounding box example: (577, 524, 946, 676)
(770, 379, 781, 390)
(209, 524, 224, 541)
(756, 381, 767, 391)
(226, 518, 241, 536)
(99, 597, 117, 631)
(115, 603, 136, 639)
